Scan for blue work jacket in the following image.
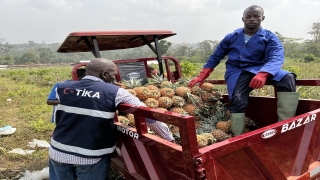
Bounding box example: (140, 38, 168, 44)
(204, 27, 289, 99)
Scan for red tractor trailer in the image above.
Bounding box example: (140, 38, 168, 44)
(57, 30, 320, 180)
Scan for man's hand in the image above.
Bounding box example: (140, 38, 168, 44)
(188, 68, 214, 87)
(249, 72, 270, 89)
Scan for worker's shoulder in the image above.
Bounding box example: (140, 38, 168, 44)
(222, 28, 243, 39)
(256, 28, 278, 38)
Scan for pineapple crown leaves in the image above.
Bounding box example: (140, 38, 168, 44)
(122, 78, 142, 89)
(186, 93, 202, 110)
(213, 103, 229, 121)
(162, 80, 178, 90)
(147, 73, 168, 85)
(176, 77, 191, 87)
(196, 123, 216, 134)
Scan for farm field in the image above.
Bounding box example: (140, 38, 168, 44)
(0, 58, 319, 179)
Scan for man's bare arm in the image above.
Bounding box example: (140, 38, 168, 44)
(47, 100, 59, 105)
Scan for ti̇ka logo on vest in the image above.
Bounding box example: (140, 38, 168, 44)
(63, 88, 101, 99)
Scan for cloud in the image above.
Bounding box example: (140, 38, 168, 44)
(0, 0, 319, 44)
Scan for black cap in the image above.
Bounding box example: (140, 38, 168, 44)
(148, 65, 154, 71)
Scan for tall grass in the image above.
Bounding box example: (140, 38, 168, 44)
(0, 66, 72, 179)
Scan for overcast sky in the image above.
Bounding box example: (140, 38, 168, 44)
(0, 0, 319, 45)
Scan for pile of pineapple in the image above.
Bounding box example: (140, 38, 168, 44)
(117, 74, 256, 148)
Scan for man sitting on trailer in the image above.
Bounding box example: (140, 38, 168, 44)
(49, 58, 174, 179)
(148, 65, 159, 76)
(188, 5, 299, 136)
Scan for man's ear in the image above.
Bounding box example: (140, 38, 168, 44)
(242, 17, 244, 22)
(262, 16, 265, 21)
(101, 70, 107, 79)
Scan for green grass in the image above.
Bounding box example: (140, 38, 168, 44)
(0, 66, 72, 179)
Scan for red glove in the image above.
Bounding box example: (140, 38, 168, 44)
(249, 72, 270, 89)
(153, 69, 158, 75)
(188, 68, 214, 87)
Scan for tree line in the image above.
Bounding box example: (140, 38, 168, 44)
(0, 21, 319, 65)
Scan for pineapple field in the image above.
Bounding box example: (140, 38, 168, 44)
(116, 74, 258, 148)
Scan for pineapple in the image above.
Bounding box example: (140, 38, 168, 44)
(149, 90, 161, 100)
(201, 82, 215, 92)
(172, 96, 185, 107)
(126, 113, 135, 126)
(158, 97, 173, 109)
(200, 133, 217, 145)
(169, 107, 187, 114)
(211, 90, 222, 99)
(144, 98, 159, 108)
(195, 121, 202, 129)
(117, 116, 130, 125)
(175, 87, 191, 98)
(186, 93, 204, 110)
(146, 84, 159, 91)
(191, 86, 202, 95)
(211, 129, 230, 141)
(157, 107, 168, 112)
(197, 135, 208, 148)
(160, 88, 175, 98)
(216, 121, 231, 133)
(160, 80, 171, 88)
(127, 89, 137, 96)
(225, 110, 231, 117)
(182, 103, 197, 116)
(170, 125, 179, 134)
(135, 87, 150, 101)
(200, 92, 213, 103)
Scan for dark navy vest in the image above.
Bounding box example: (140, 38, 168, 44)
(51, 79, 119, 158)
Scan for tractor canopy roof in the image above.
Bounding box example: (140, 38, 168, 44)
(57, 30, 176, 53)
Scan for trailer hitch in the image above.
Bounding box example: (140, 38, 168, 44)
(194, 157, 207, 180)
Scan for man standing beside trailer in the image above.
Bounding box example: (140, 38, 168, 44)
(49, 59, 173, 179)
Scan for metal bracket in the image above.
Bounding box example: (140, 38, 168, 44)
(194, 157, 207, 180)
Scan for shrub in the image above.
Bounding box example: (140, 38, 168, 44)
(304, 54, 316, 62)
(180, 61, 198, 77)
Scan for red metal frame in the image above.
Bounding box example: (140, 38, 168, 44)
(57, 30, 176, 53)
(71, 56, 182, 82)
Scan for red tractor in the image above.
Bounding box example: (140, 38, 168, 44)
(58, 30, 320, 180)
